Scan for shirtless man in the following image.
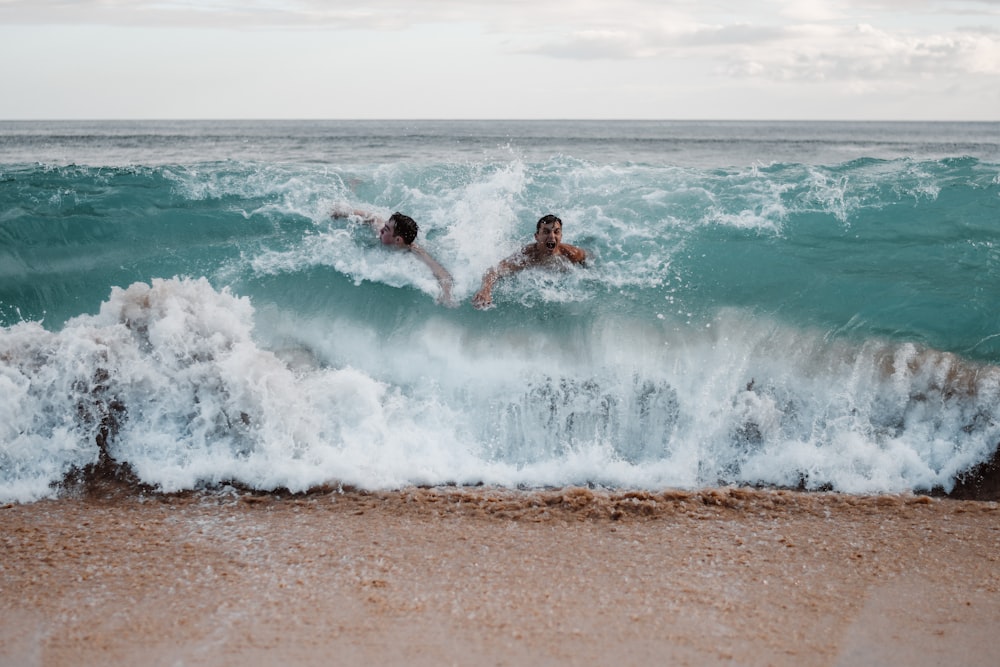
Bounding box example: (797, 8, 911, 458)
(332, 207, 454, 306)
(472, 214, 586, 309)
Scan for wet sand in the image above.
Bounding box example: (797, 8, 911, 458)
(2, 486, 998, 666)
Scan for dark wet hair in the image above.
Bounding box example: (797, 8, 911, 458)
(536, 214, 562, 232)
(388, 212, 418, 245)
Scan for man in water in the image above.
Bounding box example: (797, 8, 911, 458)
(472, 214, 586, 309)
(331, 207, 455, 306)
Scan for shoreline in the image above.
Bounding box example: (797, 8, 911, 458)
(2, 486, 998, 666)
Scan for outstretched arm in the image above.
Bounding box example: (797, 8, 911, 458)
(330, 205, 384, 231)
(410, 244, 455, 307)
(471, 250, 529, 309)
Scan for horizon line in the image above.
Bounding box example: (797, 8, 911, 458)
(2, 117, 998, 123)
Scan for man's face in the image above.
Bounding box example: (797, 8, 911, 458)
(534, 221, 562, 254)
(379, 220, 399, 245)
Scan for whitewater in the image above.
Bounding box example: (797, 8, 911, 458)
(2, 120, 999, 503)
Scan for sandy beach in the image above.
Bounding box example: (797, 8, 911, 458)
(2, 485, 998, 667)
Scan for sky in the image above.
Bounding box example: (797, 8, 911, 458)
(1, 0, 998, 120)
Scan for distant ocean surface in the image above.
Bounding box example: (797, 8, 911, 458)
(2, 120, 999, 503)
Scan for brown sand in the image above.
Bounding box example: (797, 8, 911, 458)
(1, 486, 998, 666)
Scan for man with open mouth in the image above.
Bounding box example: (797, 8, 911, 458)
(472, 214, 587, 309)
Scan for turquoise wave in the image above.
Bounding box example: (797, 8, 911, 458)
(2, 157, 997, 360)
(2, 153, 999, 501)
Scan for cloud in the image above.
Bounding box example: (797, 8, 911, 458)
(532, 31, 645, 60)
(4, 0, 997, 32)
(844, 0, 1000, 10)
(5, 1, 998, 81)
(0, 0, 415, 30)
(0, 1, 573, 30)
(530, 23, 790, 60)
(518, 7, 1000, 88)
(721, 22, 1000, 83)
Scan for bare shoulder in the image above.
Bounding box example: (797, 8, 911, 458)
(410, 243, 445, 268)
(502, 246, 535, 267)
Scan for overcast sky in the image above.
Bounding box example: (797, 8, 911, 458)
(1, 0, 998, 120)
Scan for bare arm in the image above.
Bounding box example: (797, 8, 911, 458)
(330, 206, 384, 231)
(410, 244, 455, 307)
(471, 249, 530, 309)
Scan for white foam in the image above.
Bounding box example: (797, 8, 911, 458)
(3, 277, 999, 504)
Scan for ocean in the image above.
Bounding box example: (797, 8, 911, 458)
(1, 120, 998, 504)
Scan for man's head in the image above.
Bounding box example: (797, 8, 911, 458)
(534, 214, 563, 254)
(380, 212, 419, 246)
(536, 214, 561, 232)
